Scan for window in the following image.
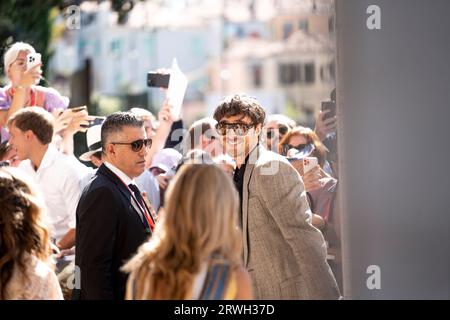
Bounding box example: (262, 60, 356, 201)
(299, 19, 309, 32)
(252, 65, 263, 88)
(304, 63, 315, 84)
(320, 62, 335, 83)
(278, 63, 302, 85)
(329, 16, 335, 33)
(110, 39, 122, 58)
(283, 22, 293, 39)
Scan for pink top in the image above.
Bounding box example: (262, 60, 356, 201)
(0, 84, 69, 112)
(0, 85, 69, 142)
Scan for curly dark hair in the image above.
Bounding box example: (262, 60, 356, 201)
(213, 94, 266, 126)
(0, 168, 51, 299)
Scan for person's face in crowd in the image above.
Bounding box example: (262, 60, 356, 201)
(265, 120, 289, 151)
(8, 124, 31, 161)
(150, 167, 165, 176)
(7, 50, 30, 86)
(144, 119, 156, 140)
(1, 144, 21, 167)
(287, 134, 308, 151)
(105, 126, 149, 179)
(201, 129, 223, 157)
(284, 134, 309, 158)
(217, 115, 261, 161)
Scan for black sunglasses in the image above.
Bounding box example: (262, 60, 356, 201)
(111, 138, 152, 152)
(282, 143, 308, 156)
(266, 125, 289, 139)
(215, 122, 255, 136)
(278, 125, 289, 135)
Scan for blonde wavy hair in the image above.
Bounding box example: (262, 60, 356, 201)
(0, 167, 51, 299)
(122, 164, 242, 299)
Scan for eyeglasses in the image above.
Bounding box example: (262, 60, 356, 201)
(278, 125, 288, 135)
(215, 122, 255, 136)
(282, 143, 308, 156)
(111, 138, 152, 152)
(288, 143, 308, 151)
(266, 125, 289, 139)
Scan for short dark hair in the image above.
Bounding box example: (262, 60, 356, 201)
(101, 112, 143, 151)
(92, 151, 102, 160)
(7, 107, 54, 145)
(213, 94, 266, 126)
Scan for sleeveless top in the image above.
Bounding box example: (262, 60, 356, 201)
(191, 255, 237, 300)
(126, 255, 237, 300)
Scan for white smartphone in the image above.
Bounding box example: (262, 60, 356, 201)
(26, 53, 41, 71)
(302, 157, 318, 174)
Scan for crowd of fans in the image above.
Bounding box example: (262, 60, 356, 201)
(0, 42, 340, 300)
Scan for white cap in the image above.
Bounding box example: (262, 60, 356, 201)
(3, 42, 36, 74)
(150, 148, 182, 173)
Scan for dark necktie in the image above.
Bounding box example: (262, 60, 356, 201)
(128, 184, 154, 230)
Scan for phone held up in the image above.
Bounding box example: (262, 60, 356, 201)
(82, 117, 105, 128)
(70, 106, 88, 113)
(26, 53, 41, 71)
(321, 100, 336, 121)
(289, 156, 318, 176)
(147, 72, 170, 88)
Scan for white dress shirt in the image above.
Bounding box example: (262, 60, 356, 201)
(79, 162, 160, 211)
(103, 161, 135, 186)
(19, 145, 84, 242)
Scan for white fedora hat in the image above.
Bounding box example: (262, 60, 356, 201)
(79, 124, 102, 162)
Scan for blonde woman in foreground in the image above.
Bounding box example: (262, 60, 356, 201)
(122, 164, 253, 299)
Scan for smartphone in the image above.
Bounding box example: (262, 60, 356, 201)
(26, 53, 41, 71)
(70, 106, 87, 113)
(321, 100, 336, 121)
(147, 72, 170, 88)
(81, 116, 105, 128)
(302, 157, 318, 174)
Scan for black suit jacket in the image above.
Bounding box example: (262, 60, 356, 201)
(72, 164, 152, 300)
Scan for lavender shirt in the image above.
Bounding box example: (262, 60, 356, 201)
(0, 85, 69, 142)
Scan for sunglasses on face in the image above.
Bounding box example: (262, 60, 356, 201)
(266, 125, 289, 139)
(282, 143, 308, 156)
(278, 125, 289, 135)
(215, 122, 255, 136)
(111, 138, 152, 152)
